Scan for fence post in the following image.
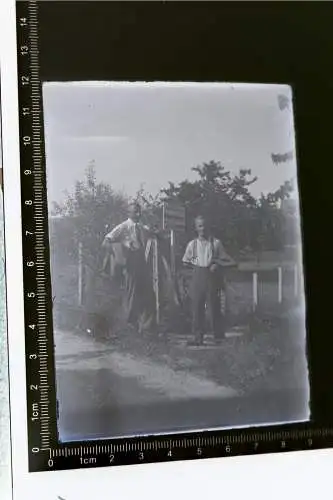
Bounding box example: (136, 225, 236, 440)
(170, 229, 176, 279)
(78, 241, 83, 306)
(145, 238, 152, 262)
(152, 238, 160, 325)
(252, 272, 258, 312)
(278, 266, 283, 304)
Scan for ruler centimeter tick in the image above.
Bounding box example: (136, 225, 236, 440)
(15, 0, 333, 474)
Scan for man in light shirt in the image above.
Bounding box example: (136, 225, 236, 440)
(102, 202, 156, 333)
(182, 215, 235, 346)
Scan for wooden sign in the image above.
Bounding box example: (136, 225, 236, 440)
(162, 200, 186, 232)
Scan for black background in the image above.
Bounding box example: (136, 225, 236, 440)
(37, 1, 333, 424)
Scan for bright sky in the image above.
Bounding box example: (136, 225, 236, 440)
(42, 82, 298, 206)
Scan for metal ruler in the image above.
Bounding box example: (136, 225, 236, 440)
(16, 0, 333, 474)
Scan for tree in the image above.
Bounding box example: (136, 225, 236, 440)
(51, 163, 128, 270)
(161, 160, 295, 256)
(52, 160, 296, 266)
(133, 185, 163, 230)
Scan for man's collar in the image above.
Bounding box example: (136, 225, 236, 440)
(197, 236, 214, 242)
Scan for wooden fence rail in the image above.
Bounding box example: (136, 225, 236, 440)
(77, 240, 302, 319)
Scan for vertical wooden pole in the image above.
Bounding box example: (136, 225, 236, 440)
(162, 202, 166, 231)
(78, 241, 83, 306)
(252, 272, 258, 312)
(170, 229, 176, 278)
(278, 266, 283, 304)
(293, 263, 298, 298)
(145, 238, 152, 262)
(152, 238, 160, 325)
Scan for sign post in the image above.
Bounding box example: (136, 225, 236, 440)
(162, 200, 186, 283)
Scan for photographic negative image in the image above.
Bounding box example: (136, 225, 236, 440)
(43, 82, 309, 442)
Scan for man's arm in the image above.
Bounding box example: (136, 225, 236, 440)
(102, 221, 126, 248)
(182, 241, 194, 267)
(214, 240, 236, 267)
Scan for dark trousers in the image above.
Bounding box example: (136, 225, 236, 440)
(124, 249, 156, 332)
(189, 267, 225, 343)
